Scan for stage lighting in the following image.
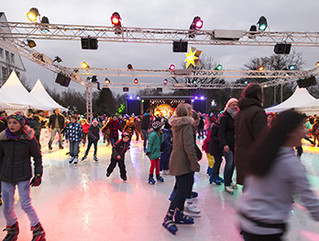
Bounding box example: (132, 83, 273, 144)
(105, 78, 111, 84)
(163, 79, 168, 85)
(288, 65, 296, 70)
(136, 96, 141, 100)
(194, 96, 199, 100)
(244, 80, 248, 85)
(169, 64, 175, 71)
(91, 76, 98, 82)
(134, 78, 138, 84)
(27, 8, 39, 22)
(27, 40, 36, 48)
(127, 64, 133, 70)
(200, 96, 205, 100)
(111, 12, 121, 26)
(258, 66, 264, 71)
(81, 62, 89, 68)
(53, 56, 62, 63)
(216, 64, 223, 70)
(192, 79, 197, 85)
(189, 16, 203, 38)
(40, 16, 50, 33)
(315, 61, 319, 67)
(257, 16, 267, 31)
(249, 25, 257, 32)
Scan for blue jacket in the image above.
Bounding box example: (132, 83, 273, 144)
(65, 122, 83, 142)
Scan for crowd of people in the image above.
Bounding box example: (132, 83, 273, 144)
(1, 82, 319, 240)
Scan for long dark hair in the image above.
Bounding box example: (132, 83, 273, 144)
(249, 109, 306, 177)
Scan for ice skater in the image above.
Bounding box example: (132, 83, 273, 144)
(0, 113, 45, 240)
(81, 119, 100, 162)
(65, 115, 83, 164)
(146, 121, 164, 184)
(106, 132, 130, 181)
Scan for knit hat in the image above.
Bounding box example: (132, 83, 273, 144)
(92, 119, 98, 124)
(122, 132, 130, 138)
(7, 113, 26, 127)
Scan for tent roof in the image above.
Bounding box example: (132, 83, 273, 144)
(265, 86, 317, 113)
(0, 71, 51, 110)
(30, 79, 68, 112)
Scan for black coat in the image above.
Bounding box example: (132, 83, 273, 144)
(209, 123, 223, 157)
(218, 111, 235, 152)
(28, 119, 42, 136)
(141, 114, 151, 130)
(112, 139, 130, 160)
(48, 113, 65, 129)
(0, 126, 43, 183)
(88, 125, 100, 142)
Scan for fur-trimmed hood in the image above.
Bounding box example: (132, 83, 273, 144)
(0, 125, 35, 141)
(168, 115, 194, 130)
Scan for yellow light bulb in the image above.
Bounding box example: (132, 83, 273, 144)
(81, 62, 89, 68)
(27, 12, 37, 22)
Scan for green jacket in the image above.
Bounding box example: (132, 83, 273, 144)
(147, 130, 163, 160)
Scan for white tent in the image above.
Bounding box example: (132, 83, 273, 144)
(0, 71, 51, 111)
(295, 99, 319, 115)
(265, 86, 317, 113)
(30, 79, 68, 112)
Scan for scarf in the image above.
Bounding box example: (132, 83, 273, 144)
(227, 108, 237, 119)
(5, 128, 22, 139)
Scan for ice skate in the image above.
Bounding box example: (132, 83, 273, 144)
(184, 200, 201, 217)
(69, 156, 74, 164)
(191, 191, 198, 199)
(3, 222, 19, 241)
(106, 172, 110, 177)
(174, 209, 194, 224)
(162, 209, 178, 235)
(209, 175, 221, 185)
(225, 186, 234, 195)
(148, 174, 156, 185)
(93, 155, 98, 161)
(169, 190, 176, 201)
(156, 175, 164, 182)
(31, 223, 45, 241)
(81, 155, 87, 161)
(73, 157, 78, 164)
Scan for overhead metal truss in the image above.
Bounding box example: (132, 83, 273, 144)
(1, 22, 319, 47)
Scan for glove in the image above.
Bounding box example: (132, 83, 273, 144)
(30, 174, 42, 187)
(146, 152, 151, 157)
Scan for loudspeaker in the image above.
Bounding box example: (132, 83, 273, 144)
(192, 100, 207, 113)
(274, 43, 291, 54)
(173, 41, 188, 52)
(81, 37, 98, 50)
(157, 88, 163, 93)
(127, 100, 141, 115)
(123, 87, 129, 92)
(55, 73, 71, 87)
(297, 76, 317, 88)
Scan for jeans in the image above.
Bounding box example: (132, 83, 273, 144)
(2, 181, 39, 226)
(223, 150, 234, 187)
(141, 129, 148, 151)
(69, 141, 80, 157)
(160, 152, 170, 171)
(110, 137, 118, 146)
(169, 172, 193, 212)
(48, 128, 63, 146)
(241, 230, 283, 241)
(84, 141, 98, 156)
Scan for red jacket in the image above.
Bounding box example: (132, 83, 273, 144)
(81, 123, 90, 134)
(202, 129, 211, 153)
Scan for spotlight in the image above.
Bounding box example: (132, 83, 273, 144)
(200, 96, 205, 100)
(216, 64, 223, 70)
(169, 64, 175, 71)
(40, 16, 50, 33)
(163, 79, 168, 85)
(257, 16, 267, 31)
(136, 96, 141, 100)
(258, 66, 264, 71)
(81, 62, 89, 68)
(192, 79, 197, 85)
(91, 76, 98, 82)
(127, 64, 133, 70)
(105, 78, 111, 84)
(288, 65, 296, 70)
(111, 12, 121, 26)
(249, 25, 257, 32)
(244, 80, 249, 85)
(27, 8, 39, 22)
(53, 56, 62, 63)
(189, 16, 203, 38)
(315, 61, 319, 67)
(134, 78, 138, 84)
(194, 96, 199, 100)
(27, 39, 36, 48)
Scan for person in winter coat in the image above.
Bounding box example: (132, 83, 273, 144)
(106, 132, 130, 181)
(236, 110, 319, 241)
(197, 114, 205, 139)
(141, 110, 151, 152)
(134, 116, 143, 142)
(48, 108, 65, 150)
(82, 119, 100, 161)
(202, 127, 214, 176)
(162, 103, 200, 235)
(235, 83, 267, 188)
(28, 115, 42, 148)
(80, 118, 90, 147)
(219, 98, 239, 195)
(104, 115, 122, 146)
(0, 113, 45, 240)
(208, 116, 224, 185)
(65, 115, 83, 164)
(0, 110, 6, 206)
(160, 121, 173, 175)
(123, 117, 136, 143)
(146, 121, 164, 184)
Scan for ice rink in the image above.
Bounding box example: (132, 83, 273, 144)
(1, 132, 319, 241)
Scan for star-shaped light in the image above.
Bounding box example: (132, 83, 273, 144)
(184, 47, 202, 69)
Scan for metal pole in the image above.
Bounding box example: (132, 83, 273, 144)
(86, 85, 93, 122)
(274, 86, 276, 104)
(281, 83, 283, 103)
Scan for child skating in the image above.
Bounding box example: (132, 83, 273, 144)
(81, 119, 100, 162)
(106, 132, 130, 181)
(146, 121, 164, 184)
(65, 115, 83, 164)
(0, 113, 45, 240)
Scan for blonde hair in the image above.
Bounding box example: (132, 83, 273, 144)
(176, 103, 192, 117)
(224, 98, 238, 111)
